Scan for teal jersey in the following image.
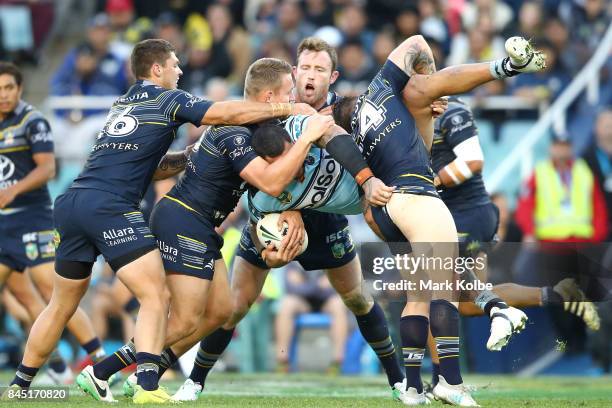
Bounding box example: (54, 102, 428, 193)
(248, 115, 362, 221)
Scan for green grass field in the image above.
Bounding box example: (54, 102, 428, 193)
(2, 372, 611, 407)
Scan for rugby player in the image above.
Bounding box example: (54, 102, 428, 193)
(0, 62, 107, 384)
(425, 98, 600, 394)
(4, 39, 317, 404)
(80, 54, 394, 402)
(326, 35, 546, 405)
(105, 38, 409, 403)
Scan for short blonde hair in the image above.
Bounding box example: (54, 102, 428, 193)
(244, 58, 292, 97)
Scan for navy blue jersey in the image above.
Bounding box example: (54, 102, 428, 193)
(0, 101, 53, 209)
(432, 98, 490, 210)
(350, 61, 433, 187)
(323, 91, 340, 109)
(71, 80, 212, 204)
(169, 124, 258, 226)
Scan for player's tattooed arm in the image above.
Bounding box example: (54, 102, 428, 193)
(388, 35, 436, 77)
(152, 144, 194, 180)
(403, 42, 436, 76)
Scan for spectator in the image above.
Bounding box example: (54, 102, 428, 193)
(336, 4, 375, 53)
(583, 108, 612, 238)
(275, 265, 348, 373)
(154, 12, 187, 59)
(504, 0, 544, 39)
(561, 0, 610, 69)
(269, 0, 315, 53)
(49, 13, 128, 120)
(335, 39, 378, 97)
(394, 6, 421, 44)
(515, 136, 608, 244)
(206, 4, 252, 88)
(371, 31, 396, 69)
(447, 15, 505, 66)
(303, 0, 334, 27)
(507, 40, 570, 103)
(514, 136, 608, 352)
(105, 0, 139, 59)
(461, 0, 514, 34)
(417, 0, 450, 53)
(543, 16, 576, 75)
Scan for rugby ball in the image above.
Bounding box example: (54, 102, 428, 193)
(256, 213, 309, 255)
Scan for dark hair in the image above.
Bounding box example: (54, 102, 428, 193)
(130, 39, 175, 79)
(332, 96, 358, 133)
(297, 37, 338, 71)
(252, 124, 291, 158)
(0, 62, 23, 86)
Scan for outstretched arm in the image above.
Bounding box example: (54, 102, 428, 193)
(202, 101, 316, 125)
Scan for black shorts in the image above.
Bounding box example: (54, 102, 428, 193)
(54, 189, 157, 274)
(0, 207, 55, 272)
(149, 197, 222, 280)
(237, 211, 356, 271)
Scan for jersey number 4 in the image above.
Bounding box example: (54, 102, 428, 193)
(106, 106, 139, 137)
(356, 100, 386, 145)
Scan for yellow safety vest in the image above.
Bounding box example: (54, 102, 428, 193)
(534, 159, 594, 239)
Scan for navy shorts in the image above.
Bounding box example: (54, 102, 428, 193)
(0, 207, 55, 272)
(451, 202, 499, 256)
(54, 189, 157, 273)
(149, 197, 221, 280)
(237, 211, 356, 271)
(371, 201, 500, 256)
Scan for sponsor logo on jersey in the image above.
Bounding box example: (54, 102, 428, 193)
(229, 145, 253, 160)
(277, 191, 292, 205)
(331, 242, 345, 259)
(103, 227, 137, 246)
(25, 242, 39, 260)
(53, 229, 61, 249)
(234, 135, 245, 146)
(451, 120, 473, 134)
(91, 142, 140, 152)
(117, 91, 149, 103)
(451, 114, 464, 125)
(158, 240, 178, 262)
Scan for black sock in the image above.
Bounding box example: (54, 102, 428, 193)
(431, 363, 440, 386)
(48, 349, 67, 373)
(355, 302, 404, 387)
(11, 364, 39, 388)
(136, 352, 160, 391)
(93, 340, 136, 380)
(541, 286, 563, 305)
(430, 300, 462, 386)
(81, 337, 106, 363)
(158, 348, 178, 378)
(190, 327, 234, 385)
(400, 315, 429, 393)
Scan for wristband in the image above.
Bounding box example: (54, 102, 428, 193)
(355, 168, 374, 186)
